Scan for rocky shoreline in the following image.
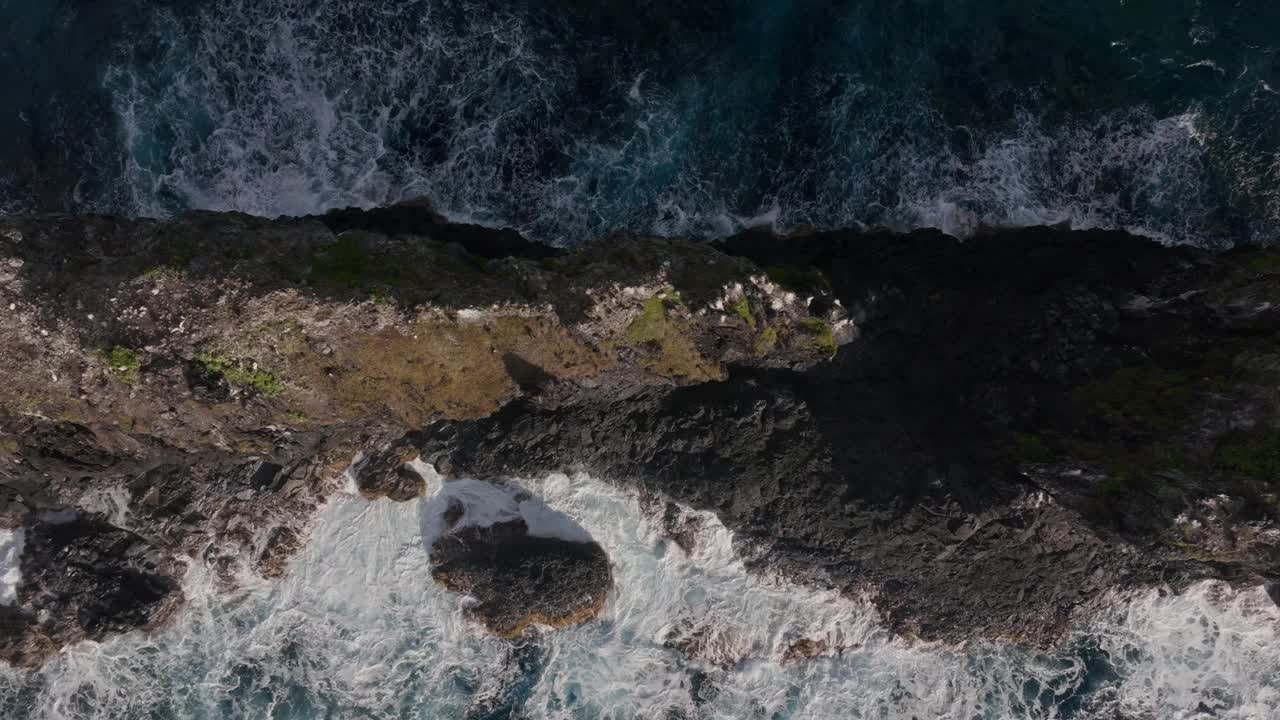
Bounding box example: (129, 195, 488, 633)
(1, 204, 1278, 666)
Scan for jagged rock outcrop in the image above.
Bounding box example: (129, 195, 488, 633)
(0, 515, 182, 669)
(1, 204, 1277, 661)
(415, 227, 1280, 644)
(0, 204, 828, 662)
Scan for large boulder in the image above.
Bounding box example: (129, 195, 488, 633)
(430, 517, 611, 637)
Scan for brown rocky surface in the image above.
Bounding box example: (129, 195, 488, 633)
(1, 205, 1278, 664)
(0, 204, 831, 663)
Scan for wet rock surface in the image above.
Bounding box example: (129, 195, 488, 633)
(662, 617, 749, 671)
(354, 435, 429, 502)
(430, 518, 612, 637)
(0, 515, 183, 669)
(0, 207, 1278, 661)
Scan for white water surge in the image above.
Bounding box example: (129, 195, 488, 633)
(0, 528, 24, 606)
(0, 473, 1276, 719)
(88, 0, 1278, 249)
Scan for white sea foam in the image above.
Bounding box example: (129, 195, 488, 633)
(93, 0, 1280, 248)
(105, 0, 571, 228)
(0, 473, 1275, 719)
(0, 528, 23, 606)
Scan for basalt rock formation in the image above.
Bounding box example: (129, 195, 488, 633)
(418, 226, 1280, 644)
(0, 204, 1277, 663)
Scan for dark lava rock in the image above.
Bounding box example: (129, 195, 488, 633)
(355, 439, 427, 502)
(0, 516, 183, 669)
(256, 525, 303, 579)
(416, 227, 1280, 646)
(319, 200, 564, 261)
(4, 207, 1280, 653)
(430, 518, 611, 637)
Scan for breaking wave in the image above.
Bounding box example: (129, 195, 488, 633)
(0, 473, 1276, 719)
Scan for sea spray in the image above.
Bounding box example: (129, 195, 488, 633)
(5, 0, 1280, 246)
(2, 473, 1275, 719)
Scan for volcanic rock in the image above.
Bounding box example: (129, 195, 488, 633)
(430, 518, 612, 637)
(0, 515, 182, 669)
(2, 207, 1279, 662)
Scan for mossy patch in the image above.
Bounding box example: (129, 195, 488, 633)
(195, 352, 283, 395)
(141, 265, 187, 281)
(283, 316, 608, 425)
(624, 292, 718, 380)
(1006, 432, 1052, 463)
(1215, 432, 1280, 483)
(162, 236, 198, 268)
(1244, 251, 1280, 275)
(764, 265, 832, 294)
(105, 346, 141, 384)
(729, 297, 756, 329)
(799, 317, 837, 356)
(1062, 438, 1185, 497)
(310, 234, 411, 291)
(1233, 350, 1280, 382)
(1074, 365, 1225, 433)
(1099, 443, 1185, 496)
(244, 319, 310, 357)
(306, 232, 471, 297)
(753, 326, 778, 355)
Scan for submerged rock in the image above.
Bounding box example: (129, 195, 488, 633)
(662, 617, 749, 670)
(781, 638, 831, 664)
(430, 518, 611, 637)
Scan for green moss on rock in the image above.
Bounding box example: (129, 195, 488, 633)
(1007, 432, 1052, 463)
(106, 347, 142, 384)
(1074, 365, 1223, 432)
(1245, 251, 1280, 275)
(195, 352, 284, 395)
(623, 291, 717, 380)
(799, 317, 836, 356)
(141, 265, 187, 281)
(1216, 432, 1280, 483)
(753, 326, 778, 355)
(729, 296, 756, 329)
(310, 233, 414, 291)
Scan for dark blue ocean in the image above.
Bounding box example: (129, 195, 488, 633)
(3, 0, 1279, 246)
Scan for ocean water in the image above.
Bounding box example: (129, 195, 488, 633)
(2, 0, 1280, 246)
(0, 472, 1276, 720)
